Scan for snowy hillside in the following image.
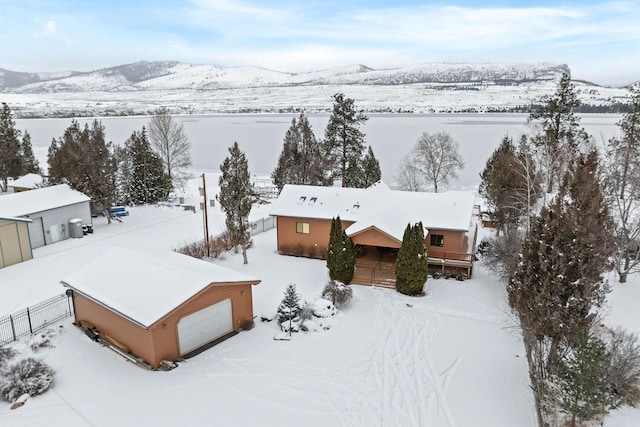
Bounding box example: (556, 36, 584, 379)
(0, 61, 631, 117)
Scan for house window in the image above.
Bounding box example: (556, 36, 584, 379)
(430, 234, 444, 247)
(296, 222, 310, 234)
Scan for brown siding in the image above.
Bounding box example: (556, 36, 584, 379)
(426, 229, 468, 260)
(73, 293, 157, 365)
(350, 227, 401, 249)
(276, 216, 354, 258)
(73, 282, 257, 369)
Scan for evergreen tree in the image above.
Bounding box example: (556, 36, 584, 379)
(323, 93, 368, 187)
(326, 216, 356, 284)
(117, 127, 171, 205)
(479, 134, 540, 235)
(395, 223, 429, 296)
(528, 73, 588, 194)
(19, 131, 42, 175)
(277, 284, 302, 324)
(271, 112, 332, 192)
(47, 120, 117, 221)
(551, 330, 620, 427)
(360, 145, 382, 188)
(218, 142, 254, 264)
(508, 149, 615, 426)
(0, 103, 23, 192)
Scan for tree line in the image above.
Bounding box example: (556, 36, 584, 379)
(0, 105, 192, 221)
(479, 75, 640, 426)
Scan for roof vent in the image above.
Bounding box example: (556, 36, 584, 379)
(308, 197, 318, 205)
(297, 196, 307, 205)
(352, 203, 360, 213)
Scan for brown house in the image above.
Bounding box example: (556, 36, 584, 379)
(0, 216, 33, 269)
(61, 248, 260, 369)
(269, 183, 478, 286)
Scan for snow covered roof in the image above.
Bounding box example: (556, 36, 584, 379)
(0, 184, 90, 217)
(61, 247, 260, 329)
(269, 184, 476, 232)
(346, 206, 425, 242)
(9, 173, 43, 189)
(0, 216, 33, 223)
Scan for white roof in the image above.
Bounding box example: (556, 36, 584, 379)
(269, 184, 476, 232)
(0, 184, 90, 217)
(10, 173, 43, 189)
(60, 247, 260, 329)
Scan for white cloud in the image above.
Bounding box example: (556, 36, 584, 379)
(43, 20, 57, 36)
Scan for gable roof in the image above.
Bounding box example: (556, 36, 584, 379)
(0, 184, 90, 217)
(9, 173, 43, 189)
(60, 247, 260, 329)
(269, 184, 476, 232)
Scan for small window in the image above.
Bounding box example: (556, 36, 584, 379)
(297, 196, 307, 205)
(430, 234, 444, 247)
(296, 222, 310, 234)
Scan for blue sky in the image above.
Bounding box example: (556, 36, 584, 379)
(1, 0, 638, 86)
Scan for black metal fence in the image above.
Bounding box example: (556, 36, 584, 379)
(0, 294, 74, 346)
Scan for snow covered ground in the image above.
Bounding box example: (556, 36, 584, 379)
(0, 175, 639, 426)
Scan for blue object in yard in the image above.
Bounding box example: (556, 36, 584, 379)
(108, 206, 129, 217)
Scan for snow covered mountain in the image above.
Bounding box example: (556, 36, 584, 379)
(0, 61, 630, 117)
(5, 61, 570, 93)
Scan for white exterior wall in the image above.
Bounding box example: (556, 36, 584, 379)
(22, 201, 92, 246)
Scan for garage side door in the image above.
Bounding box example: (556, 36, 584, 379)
(27, 217, 45, 248)
(177, 299, 233, 355)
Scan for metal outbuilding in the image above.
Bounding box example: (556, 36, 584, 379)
(0, 216, 33, 269)
(0, 184, 92, 248)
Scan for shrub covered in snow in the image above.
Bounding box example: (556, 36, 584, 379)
(0, 357, 54, 403)
(321, 280, 353, 307)
(0, 346, 17, 369)
(298, 302, 315, 322)
(313, 299, 337, 318)
(28, 328, 57, 352)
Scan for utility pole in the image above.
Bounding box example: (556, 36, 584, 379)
(201, 173, 210, 257)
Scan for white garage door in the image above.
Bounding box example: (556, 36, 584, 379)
(178, 299, 233, 355)
(27, 218, 45, 248)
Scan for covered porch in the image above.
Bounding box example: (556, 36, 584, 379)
(352, 245, 398, 288)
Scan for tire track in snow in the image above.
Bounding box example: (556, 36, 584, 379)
(366, 288, 460, 427)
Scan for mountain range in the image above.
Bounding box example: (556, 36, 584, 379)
(0, 61, 631, 117)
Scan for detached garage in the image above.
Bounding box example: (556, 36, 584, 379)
(61, 248, 260, 369)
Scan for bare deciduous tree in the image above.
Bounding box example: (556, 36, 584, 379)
(395, 153, 425, 191)
(603, 84, 640, 283)
(413, 132, 464, 193)
(148, 108, 192, 192)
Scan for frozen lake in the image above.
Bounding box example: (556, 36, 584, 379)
(17, 113, 622, 190)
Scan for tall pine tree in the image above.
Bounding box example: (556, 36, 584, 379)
(0, 103, 23, 192)
(218, 142, 254, 264)
(48, 120, 117, 221)
(117, 127, 171, 205)
(324, 93, 368, 187)
(508, 149, 615, 426)
(272, 112, 332, 191)
(19, 131, 42, 176)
